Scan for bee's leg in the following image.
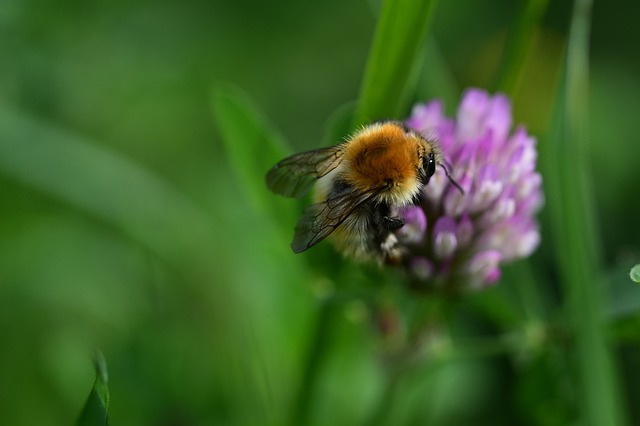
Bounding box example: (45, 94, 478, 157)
(371, 206, 406, 265)
(375, 202, 405, 232)
(383, 216, 405, 231)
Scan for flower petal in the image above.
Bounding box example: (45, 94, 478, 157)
(397, 206, 427, 244)
(433, 216, 458, 259)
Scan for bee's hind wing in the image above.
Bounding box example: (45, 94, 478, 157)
(290, 186, 378, 253)
(265, 144, 345, 198)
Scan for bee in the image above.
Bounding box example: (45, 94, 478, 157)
(266, 121, 462, 264)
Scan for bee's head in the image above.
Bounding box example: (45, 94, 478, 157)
(420, 151, 436, 184)
(418, 142, 464, 195)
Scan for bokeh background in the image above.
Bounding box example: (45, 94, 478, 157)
(1, 0, 639, 425)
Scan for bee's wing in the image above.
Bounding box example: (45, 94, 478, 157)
(266, 144, 345, 198)
(291, 186, 379, 253)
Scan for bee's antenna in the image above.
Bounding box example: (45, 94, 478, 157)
(440, 163, 465, 194)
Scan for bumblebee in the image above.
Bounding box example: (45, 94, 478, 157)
(266, 121, 461, 264)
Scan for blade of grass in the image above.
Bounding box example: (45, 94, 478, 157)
(212, 83, 294, 226)
(320, 101, 357, 148)
(416, 37, 460, 110)
(76, 351, 109, 426)
(354, 0, 439, 125)
(290, 298, 337, 426)
(543, 0, 626, 424)
(0, 104, 216, 267)
(492, 0, 550, 96)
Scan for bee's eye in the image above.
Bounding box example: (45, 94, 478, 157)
(424, 153, 436, 179)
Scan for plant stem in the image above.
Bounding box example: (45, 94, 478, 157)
(492, 0, 549, 96)
(545, 0, 627, 424)
(354, 0, 439, 125)
(291, 300, 335, 426)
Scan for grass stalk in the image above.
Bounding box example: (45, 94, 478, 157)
(544, 0, 626, 424)
(354, 0, 439, 125)
(492, 0, 549, 96)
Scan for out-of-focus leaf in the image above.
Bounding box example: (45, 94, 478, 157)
(76, 351, 109, 426)
(542, 0, 627, 423)
(515, 350, 573, 426)
(469, 287, 524, 328)
(354, 0, 438, 125)
(492, 0, 550, 95)
(212, 83, 294, 224)
(415, 37, 460, 109)
(320, 101, 357, 148)
(0, 104, 217, 267)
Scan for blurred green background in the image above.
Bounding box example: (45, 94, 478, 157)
(1, 0, 639, 425)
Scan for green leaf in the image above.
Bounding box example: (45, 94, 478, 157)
(0, 104, 217, 267)
(492, 0, 550, 95)
(542, 0, 627, 424)
(77, 351, 109, 426)
(354, 0, 439, 125)
(320, 101, 357, 148)
(212, 83, 291, 207)
(631, 264, 640, 284)
(415, 37, 460, 110)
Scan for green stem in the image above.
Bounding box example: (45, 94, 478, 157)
(365, 368, 403, 426)
(417, 37, 460, 109)
(492, 0, 549, 95)
(545, 0, 626, 424)
(365, 329, 522, 426)
(291, 300, 336, 426)
(506, 261, 548, 322)
(354, 0, 439, 125)
(364, 296, 452, 425)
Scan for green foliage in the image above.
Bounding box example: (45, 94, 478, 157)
(77, 352, 109, 426)
(543, 0, 626, 423)
(492, 0, 550, 95)
(1, 0, 640, 425)
(0, 105, 217, 266)
(354, 0, 439, 124)
(212, 83, 292, 221)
